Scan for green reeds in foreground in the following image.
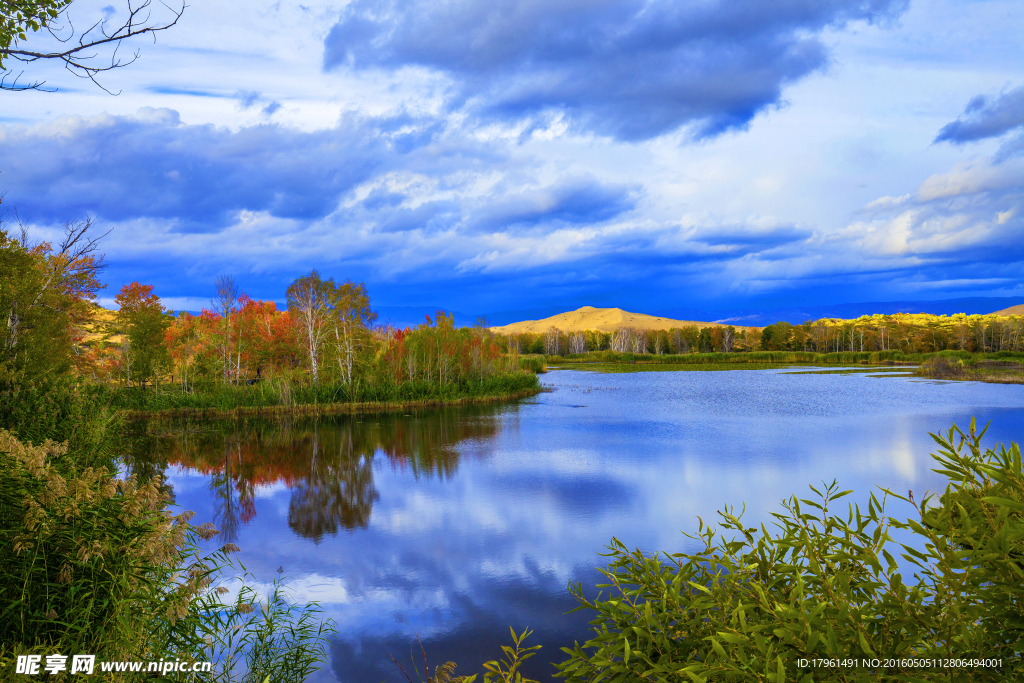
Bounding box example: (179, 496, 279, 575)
(0, 427, 334, 682)
(198, 576, 335, 683)
(554, 419, 1024, 681)
(390, 627, 542, 683)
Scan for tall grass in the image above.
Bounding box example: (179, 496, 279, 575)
(0, 427, 335, 681)
(0, 378, 121, 469)
(103, 371, 541, 415)
(199, 577, 335, 683)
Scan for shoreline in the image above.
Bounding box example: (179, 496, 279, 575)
(122, 387, 544, 420)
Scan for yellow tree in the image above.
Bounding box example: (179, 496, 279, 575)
(328, 280, 376, 387)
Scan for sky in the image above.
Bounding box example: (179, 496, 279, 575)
(1, 0, 1022, 324)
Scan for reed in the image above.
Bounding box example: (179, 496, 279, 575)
(1, 416, 335, 680)
(101, 372, 542, 417)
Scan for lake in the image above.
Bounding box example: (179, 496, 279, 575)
(132, 367, 1024, 682)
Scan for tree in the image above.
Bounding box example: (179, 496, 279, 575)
(0, 216, 106, 390)
(114, 281, 170, 388)
(1, 0, 183, 91)
(721, 325, 734, 352)
(328, 280, 376, 387)
(286, 271, 332, 383)
(213, 275, 239, 384)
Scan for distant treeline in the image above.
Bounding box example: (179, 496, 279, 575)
(499, 312, 1024, 356)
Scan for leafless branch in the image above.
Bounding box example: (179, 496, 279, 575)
(1, 0, 186, 93)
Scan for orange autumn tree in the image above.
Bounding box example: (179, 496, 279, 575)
(164, 309, 219, 392)
(236, 297, 300, 378)
(164, 297, 302, 390)
(114, 281, 172, 388)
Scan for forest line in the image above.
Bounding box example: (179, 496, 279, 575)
(501, 311, 1024, 356)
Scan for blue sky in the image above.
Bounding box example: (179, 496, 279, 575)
(1, 0, 1022, 323)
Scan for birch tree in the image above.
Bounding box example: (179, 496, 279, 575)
(544, 327, 560, 355)
(569, 331, 586, 355)
(286, 270, 331, 383)
(213, 275, 239, 384)
(722, 326, 734, 353)
(328, 279, 375, 387)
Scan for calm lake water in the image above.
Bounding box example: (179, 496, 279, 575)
(130, 367, 1024, 682)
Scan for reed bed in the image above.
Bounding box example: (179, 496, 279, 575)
(105, 372, 542, 418)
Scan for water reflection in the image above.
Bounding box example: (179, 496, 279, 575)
(128, 370, 1024, 683)
(130, 407, 504, 542)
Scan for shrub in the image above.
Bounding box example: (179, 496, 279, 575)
(556, 419, 1023, 682)
(0, 428, 335, 681)
(916, 356, 966, 379)
(0, 428, 225, 672)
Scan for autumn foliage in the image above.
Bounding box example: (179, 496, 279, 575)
(78, 271, 528, 402)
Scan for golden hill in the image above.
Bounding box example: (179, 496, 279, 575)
(80, 302, 122, 345)
(489, 306, 757, 334)
(992, 304, 1024, 316)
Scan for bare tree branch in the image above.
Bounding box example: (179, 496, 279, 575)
(1, 0, 185, 92)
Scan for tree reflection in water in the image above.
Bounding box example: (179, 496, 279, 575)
(129, 406, 506, 542)
(287, 428, 378, 541)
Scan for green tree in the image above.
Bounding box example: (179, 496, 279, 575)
(761, 321, 793, 351)
(0, 218, 105, 391)
(114, 281, 172, 388)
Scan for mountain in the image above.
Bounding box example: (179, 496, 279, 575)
(709, 297, 1024, 327)
(991, 303, 1024, 315)
(489, 306, 757, 334)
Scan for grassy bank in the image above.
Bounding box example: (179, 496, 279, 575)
(545, 348, 1024, 368)
(105, 371, 543, 418)
(915, 355, 1024, 384)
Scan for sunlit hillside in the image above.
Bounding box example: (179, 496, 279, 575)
(993, 304, 1024, 315)
(489, 306, 759, 334)
(80, 302, 122, 346)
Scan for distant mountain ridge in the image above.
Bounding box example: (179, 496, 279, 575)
(710, 297, 1024, 327)
(489, 306, 757, 334)
(376, 297, 1024, 330)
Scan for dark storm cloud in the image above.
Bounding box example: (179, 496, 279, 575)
(0, 108, 404, 229)
(688, 223, 811, 251)
(474, 178, 638, 230)
(935, 85, 1024, 145)
(0, 109, 637, 242)
(323, 0, 907, 141)
(336, 177, 639, 236)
